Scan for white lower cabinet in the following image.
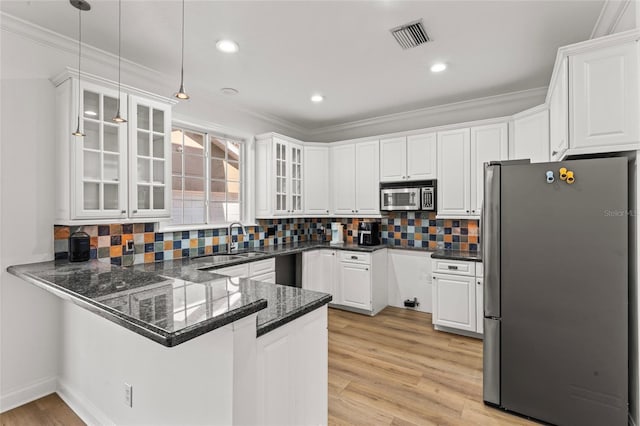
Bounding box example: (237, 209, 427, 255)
(432, 273, 476, 332)
(339, 262, 371, 310)
(255, 306, 328, 426)
(302, 249, 387, 315)
(214, 258, 275, 282)
(431, 257, 483, 337)
(302, 250, 336, 297)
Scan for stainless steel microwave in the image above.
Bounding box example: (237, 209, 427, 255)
(380, 181, 436, 211)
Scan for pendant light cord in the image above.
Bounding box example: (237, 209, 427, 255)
(180, 0, 185, 83)
(117, 0, 122, 104)
(77, 6, 82, 125)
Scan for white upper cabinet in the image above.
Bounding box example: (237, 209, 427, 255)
(437, 128, 471, 217)
(255, 134, 304, 218)
(549, 57, 569, 161)
(128, 95, 172, 218)
(379, 137, 406, 182)
(331, 140, 380, 216)
(354, 141, 380, 215)
(438, 124, 507, 219)
(511, 106, 550, 163)
(303, 144, 330, 216)
(330, 143, 356, 215)
(380, 133, 436, 182)
(470, 123, 508, 216)
(407, 133, 437, 181)
(570, 41, 640, 151)
(54, 75, 173, 224)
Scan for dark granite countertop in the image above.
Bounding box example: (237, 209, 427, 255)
(7, 258, 331, 347)
(7, 241, 480, 347)
(430, 249, 482, 262)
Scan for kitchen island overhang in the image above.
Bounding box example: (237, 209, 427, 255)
(7, 258, 331, 425)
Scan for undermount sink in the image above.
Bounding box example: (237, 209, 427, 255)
(234, 252, 267, 258)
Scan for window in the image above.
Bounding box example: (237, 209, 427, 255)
(171, 127, 243, 226)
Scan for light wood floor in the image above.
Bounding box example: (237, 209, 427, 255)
(0, 393, 83, 426)
(328, 306, 537, 426)
(1, 307, 536, 425)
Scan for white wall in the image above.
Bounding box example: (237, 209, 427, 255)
(0, 77, 61, 411)
(387, 250, 432, 313)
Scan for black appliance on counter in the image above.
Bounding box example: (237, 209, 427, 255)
(69, 231, 90, 262)
(357, 222, 379, 246)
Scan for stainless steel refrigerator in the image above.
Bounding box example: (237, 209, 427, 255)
(482, 157, 628, 425)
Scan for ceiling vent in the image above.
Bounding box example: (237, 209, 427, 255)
(390, 20, 431, 50)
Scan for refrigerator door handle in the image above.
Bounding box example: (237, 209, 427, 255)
(483, 318, 501, 405)
(483, 163, 501, 318)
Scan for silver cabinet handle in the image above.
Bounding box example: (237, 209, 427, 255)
(351, 255, 358, 260)
(121, 210, 126, 214)
(448, 265, 458, 270)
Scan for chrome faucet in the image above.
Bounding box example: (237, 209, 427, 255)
(227, 222, 246, 253)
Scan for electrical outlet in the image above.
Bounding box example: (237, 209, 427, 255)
(126, 239, 134, 252)
(124, 383, 133, 407)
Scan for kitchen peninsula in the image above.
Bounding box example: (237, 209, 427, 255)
(8, 253, 332, 425)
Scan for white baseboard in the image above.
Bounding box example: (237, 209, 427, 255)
(0, 376, 57, 413)
(57, 379, 113, 426)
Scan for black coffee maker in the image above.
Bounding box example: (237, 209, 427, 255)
(357, 222, 380, 246)
(69, 231, 90, 262)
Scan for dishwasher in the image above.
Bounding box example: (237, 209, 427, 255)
(275, 253, 302, 287)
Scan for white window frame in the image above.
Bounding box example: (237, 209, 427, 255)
(158, 119, 254, 232)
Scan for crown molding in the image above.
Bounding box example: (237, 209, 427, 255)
(305, 87, 548, 139)
(591, 0, 633, 39)
(0, 12, 164, 84)
(51, 67, 178, 105)
(172, 114, 254, 143)
(236, 107, 308, 138)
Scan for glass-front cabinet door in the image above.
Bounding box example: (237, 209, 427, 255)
(290, 143, 303, 214)
(273, 139, 303, 216)
(274, 139, 289, 215)
(73, 81, 127, 219)
(129, 95, 171, 218)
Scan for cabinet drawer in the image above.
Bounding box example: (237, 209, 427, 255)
(215, 264, 249, 278)
(432, 259, 475, 277)
(249, 258, 275, 276)
(338, 251, 371, 265)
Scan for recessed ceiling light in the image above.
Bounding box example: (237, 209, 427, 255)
(221, 87, 239, 95)
(216, 39, 239, 53)
(430, 63, 447, 73)
(311, 94, 324, 103)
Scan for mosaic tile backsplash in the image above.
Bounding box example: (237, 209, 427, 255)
(54, 214, 480, 266)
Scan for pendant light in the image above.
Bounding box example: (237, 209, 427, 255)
(112, 0, 126, 123)
(70, 0, 90, 137)
(174, 0, 189, 100)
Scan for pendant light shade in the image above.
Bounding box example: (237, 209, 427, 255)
(112, 0, 127, 123)
(70, 0, 91, 137)
(174, 0, 189, 100)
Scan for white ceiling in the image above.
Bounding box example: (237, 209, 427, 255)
(1, 0, 605, 132)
